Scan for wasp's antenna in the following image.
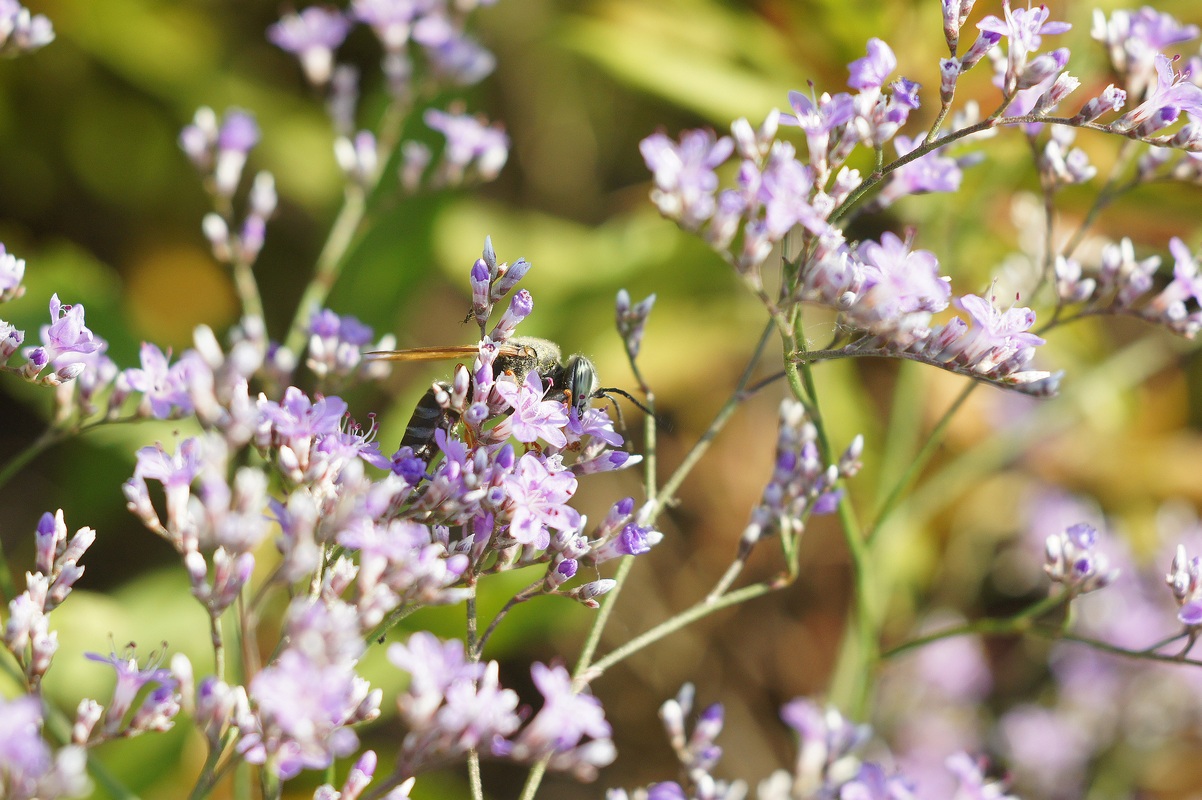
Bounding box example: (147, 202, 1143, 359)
(595, 386, 653, 417)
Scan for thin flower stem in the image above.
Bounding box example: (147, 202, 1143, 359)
(283, 186, 367, 355)
(466, 589, 478, 660)
(476, 581, 541, 658)
(282, 100, 411, 354)
(1046, 630, 1202, 667)
(467, 751, 485, 800)
(786, 308, 877, 719)
(520, 321, 778, 800)
(645, 319, 775, 522)
(880, 591, 1070, 660)
(0, 427, 60, 601)
(707, 559, 745, 602)
(867, 380, 977, 545)
(189, 731, 236, 800)
(364, 604, 418, 645)
(585, 579, 778, 678)
(211, 612, 225, 683)
(570, 555, 634, 683)
(517, 762, 548, 800)
(231, 257, 266, 324)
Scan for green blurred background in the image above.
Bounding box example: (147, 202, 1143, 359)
(3, 0, 1202, 796)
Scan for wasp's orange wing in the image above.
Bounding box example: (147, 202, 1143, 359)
(363, 342, 532, 362)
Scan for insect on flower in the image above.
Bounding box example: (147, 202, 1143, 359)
(365, 336, 649, 462)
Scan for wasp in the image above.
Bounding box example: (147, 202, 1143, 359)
(366, 336, 646, 462)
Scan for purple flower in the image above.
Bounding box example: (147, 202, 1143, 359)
(781, 89, 856, 169)
(241, 599, 377, 779)
(125, 436, 207, 542)
(0, 0, 54, 55)
(0, 243, 25, 302)
(259, 386, 348, 446)
(848, 38, 897, 91)
(1166, 544, 1202, 627)
(615, 289, 655, 359)
(493, 370, 569, 447)
(1092, 8, 1199, 98)
(0, 696, 88, 799)
(389, 633, 521, 775)
(268, 7, 351, 85)
(840, 763, 915, 800)
(85, 650, 178, 737)
(851, 232, 951, 340)
(756, 142, 825, 238)
(503, 453, 581, 549)
(424, 34, 496, 87)
(306, 309, 378, 379)
(388, 632, 482, 707)
(875, 135, 962, 208)
(640, 129, 733, 230)
(978, 1, 1071, 93)
(352, 0, 434, 51)
(947, 293, 1044, 373)
(424, 109, 509, 181)
(945, 752, 1020, 800)
(780, 697, 871, 787)
(1115, 53, 1202, 135)
(122, 344, 205, 419)
(504, 663, 614, 780)
(1044, 522, 1118, 593)
(24, 295, 103, 379)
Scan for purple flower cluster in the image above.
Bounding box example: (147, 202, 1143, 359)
(610, 688, 1018, 800)
(105, 239, 649, 786)
(266, 0, 506, 194)
(4, 511, 94, 688)
(81, 648, 181, 741)
(1092, 8, 1200, 102)
(421, 108, 510, 186)
(1044, 522, 1119, 594)
(390, 633, 614, 780)
(800, 233, 1058, 394)
(741, 399, 861, 555)
(1057, 236, 1202, 337)
(0, 0, 53, 56)
(240, 599, 381, 779)
(0, 696, 88, 800)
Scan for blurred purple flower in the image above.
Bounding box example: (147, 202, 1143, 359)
(0, 696, 88, 799)
(122, 344, 206, 419)
(640, 129, 733, 230)
(268, 7, 351, 85)
(848, 38, 897, 91)
(424, 109, 509, 181)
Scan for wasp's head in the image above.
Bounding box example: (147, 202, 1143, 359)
(563, 355, 599, 418)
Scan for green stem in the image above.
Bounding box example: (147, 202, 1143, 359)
(467, 751, 484, 800)
(881, 591, 1070, 660)
(282, 99, 411, 355)
(645, 320, 774, 522)
(282, 186, 367, 355)
(587, 580, 777, 677)
(231, 258, 266, 324)
(521, 321, 776, 800)
(867, 381, 977, 545)
(0, 427, 61, 602)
